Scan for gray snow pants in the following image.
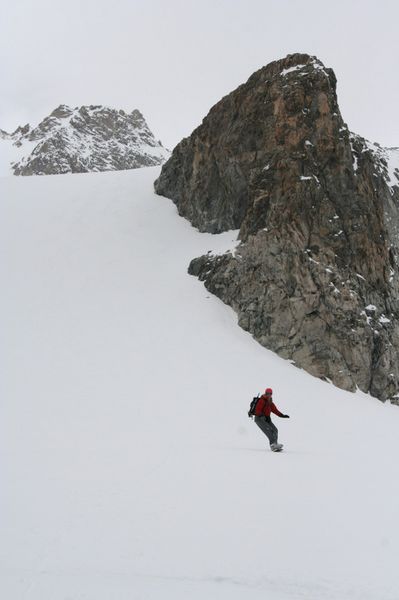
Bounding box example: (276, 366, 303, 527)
(254, 416, 278, 446)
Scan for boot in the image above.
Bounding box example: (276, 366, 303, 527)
(270, 443, 283, 452)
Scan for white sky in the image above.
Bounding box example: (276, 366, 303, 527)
(1, 0, 398, 149)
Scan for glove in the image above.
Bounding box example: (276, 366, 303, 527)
(282, 414, 290, 418)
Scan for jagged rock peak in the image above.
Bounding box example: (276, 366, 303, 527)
(154, 53, 343, 236)
(50, 104, 74, 119)
(155, 53, 399, 403)
(12, 124, 30, 137)
(1, 105, 169, 176)
(247, 52, 335, 86)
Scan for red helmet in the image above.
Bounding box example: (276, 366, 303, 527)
(265, 388, 273, 395)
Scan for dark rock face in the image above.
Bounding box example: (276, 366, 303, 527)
(155, 53, 399, 402)
(3, 105, 169, 175)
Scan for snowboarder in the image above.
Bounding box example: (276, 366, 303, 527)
(253, 388, 289, 451)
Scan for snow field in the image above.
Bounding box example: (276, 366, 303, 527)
(1, 167, 399, 599)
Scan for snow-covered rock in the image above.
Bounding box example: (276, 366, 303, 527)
(349, 133, 399, 192)
(0, 105, 169, 176)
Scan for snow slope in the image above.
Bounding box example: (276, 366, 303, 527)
(2, 167, 399, 600)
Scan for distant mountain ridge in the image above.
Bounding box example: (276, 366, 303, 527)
(0, 105, 169, 175)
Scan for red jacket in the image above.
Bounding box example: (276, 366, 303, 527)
(255, 395, 285, 418)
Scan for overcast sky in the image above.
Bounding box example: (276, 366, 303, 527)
(1, 0, 398, 149)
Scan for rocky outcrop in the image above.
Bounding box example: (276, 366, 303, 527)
(155, 53, 399, 402)
(1, 105, 169, 175)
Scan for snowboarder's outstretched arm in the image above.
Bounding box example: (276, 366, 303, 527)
(271, 402, 290, 418)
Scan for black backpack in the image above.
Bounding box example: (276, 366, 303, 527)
(248, 394, 260, 418)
